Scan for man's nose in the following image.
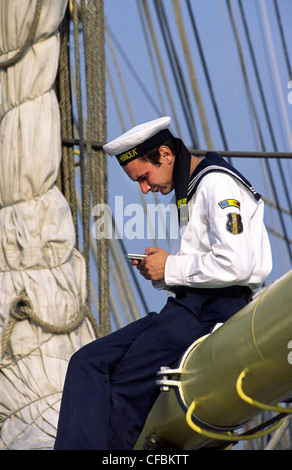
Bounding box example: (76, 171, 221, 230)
(139, 180, 151, 194)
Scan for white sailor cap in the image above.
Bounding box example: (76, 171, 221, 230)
(103, 116, 173, 166)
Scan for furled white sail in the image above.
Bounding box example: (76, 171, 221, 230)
(0, 0, 96, 449)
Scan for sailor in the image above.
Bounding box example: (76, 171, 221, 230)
(54, 116, 272, 450)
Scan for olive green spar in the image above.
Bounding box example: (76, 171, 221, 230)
(134, 270, 292, 450)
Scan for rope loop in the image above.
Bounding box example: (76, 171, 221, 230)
(10, 295, 32, 322)
(1, 290, 99, 359)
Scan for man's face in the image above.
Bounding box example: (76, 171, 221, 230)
(123, 146, 175, 195)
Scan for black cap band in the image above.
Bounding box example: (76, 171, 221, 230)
(116, 129, 173, 166)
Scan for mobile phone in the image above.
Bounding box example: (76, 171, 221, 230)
(125, 254, 147, 260)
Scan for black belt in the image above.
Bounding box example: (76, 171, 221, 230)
(175, 285, 252, 302)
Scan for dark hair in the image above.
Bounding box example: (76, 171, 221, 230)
(140, 137, 177, 166)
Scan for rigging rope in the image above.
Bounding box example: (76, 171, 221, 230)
(185, 0, 229, 153)
(63, 0, 111, 336)
(92, 0, 111, 337)
(141, 0, 182, 135)
(153, 0, 199, 147)
(137, 4, 167, 117)
(172, 0, 213, 150)
(71, 0, 91, 319)
(273, 0, 292, 79)
(57, 9, 79, 242)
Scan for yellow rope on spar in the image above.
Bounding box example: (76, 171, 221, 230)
(186, 401, 284, 442)
(236, 368, 292, 414)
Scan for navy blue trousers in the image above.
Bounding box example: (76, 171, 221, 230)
(54, 290, 248, 450)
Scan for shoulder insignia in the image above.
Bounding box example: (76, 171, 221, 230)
(226, 213, 243, 235)
(218, 199, 240, 209)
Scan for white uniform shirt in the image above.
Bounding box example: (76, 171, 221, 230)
(161, 172, 272, 293)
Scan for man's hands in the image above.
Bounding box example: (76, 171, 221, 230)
(131, 247, 169, 281)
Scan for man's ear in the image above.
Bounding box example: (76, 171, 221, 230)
(159, 145, 174, 163)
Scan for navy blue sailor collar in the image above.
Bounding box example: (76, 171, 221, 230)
(187, 151, 262, 203)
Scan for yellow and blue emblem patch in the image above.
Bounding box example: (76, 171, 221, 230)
(218, 199, 241, 209)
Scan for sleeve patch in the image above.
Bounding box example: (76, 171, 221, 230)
(218, 199, 241, 209)
(226, 213, 243, 234)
